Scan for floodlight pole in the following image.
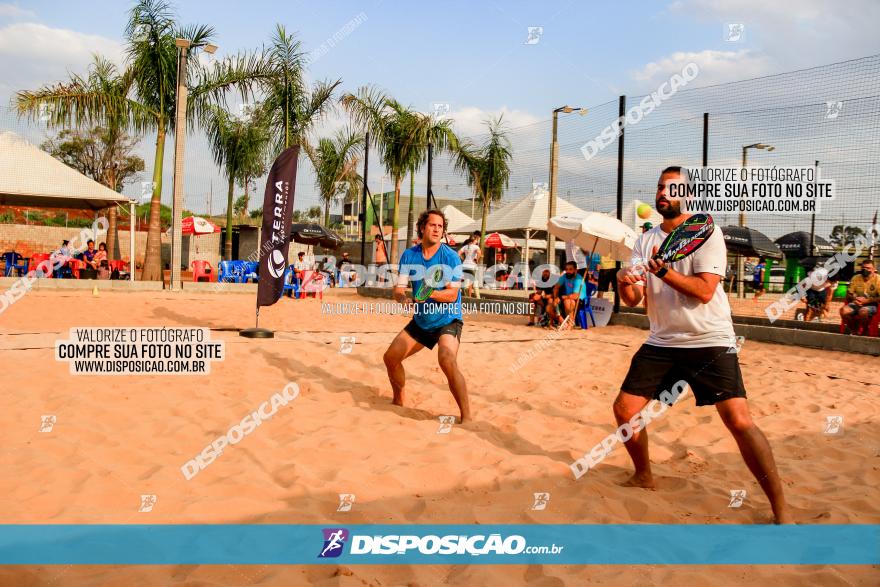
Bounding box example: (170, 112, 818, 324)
(170, 38, 191, 291)
(548, 105, 586, 268)
(548, 110, 560, 267)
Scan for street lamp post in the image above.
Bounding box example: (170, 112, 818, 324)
(737, 142, 775, 297)
(170, 39, 216, 291)
(548, 105, 586, 267)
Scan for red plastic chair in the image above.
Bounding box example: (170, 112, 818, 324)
(300, 269, 325, 300)
(67, 259, 84, 279)
(108, 260, 126, 272)
(192, 260, 213, 282)
(840, 306, 880, 336)
(29, 253, 52, 278)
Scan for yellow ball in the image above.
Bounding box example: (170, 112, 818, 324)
(637, 203, 652, 219)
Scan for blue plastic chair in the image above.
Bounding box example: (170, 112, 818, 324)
(3, 252, 28, 277)
(280, 265, 300, 299)
(576, 282, 598, 329)
(242, 261, 259, 283)
(218, 260, 235, 283)
(219, 260, 247, 283)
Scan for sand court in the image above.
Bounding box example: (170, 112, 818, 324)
(0, 288, 877, 585)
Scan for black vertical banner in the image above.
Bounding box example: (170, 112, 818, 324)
(257, 146, 300, 307)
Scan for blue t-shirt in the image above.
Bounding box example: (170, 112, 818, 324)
(399, 243, 462, 330)
(559, 273, 587, 300)
(753, 262, 765, 284)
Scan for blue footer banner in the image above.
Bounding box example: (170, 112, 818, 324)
(0, 525, 877, 565)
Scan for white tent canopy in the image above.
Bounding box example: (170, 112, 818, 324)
(441, 204, 475, 233)
(0, 132, 133, 210)
(459, 187, 590, 277)
(458, 187, 589, 234)
(0, 131, 137, 280)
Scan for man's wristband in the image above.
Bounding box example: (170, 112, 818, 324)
(655, 267, 669, 279)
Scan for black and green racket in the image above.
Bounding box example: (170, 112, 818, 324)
(413, 265, 445, 302)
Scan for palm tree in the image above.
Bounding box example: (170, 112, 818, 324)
(203, 104, 271, 260)
(28, 56, 146, 259)
(405, 112, 457, 245)
(261, 24, 341, 152)
(305, 127, 363, 225)
(17, 0, 268, 280)
(454, 116, 512, 260)
(341, 86, 457, 262)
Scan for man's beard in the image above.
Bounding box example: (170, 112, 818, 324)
(656, 199, 681, 220)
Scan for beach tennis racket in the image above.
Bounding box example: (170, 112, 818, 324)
(631, 213, 714, 276)
(652, 213, 715, 263)
(413, 265, 445, 302)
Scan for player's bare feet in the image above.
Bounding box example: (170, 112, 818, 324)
(621, 471, 656, 489)
(392, 390, 405, 407)
(773, 507, 794, 524)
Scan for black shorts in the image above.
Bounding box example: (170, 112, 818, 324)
(806, 289, 826, 310)
(598, 268, 616, 292)
(404, 319, 463, 350)
(621, 344, 747, 406)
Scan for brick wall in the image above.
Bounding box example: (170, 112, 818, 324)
(0, 223, 227, 270)
(0, 222, 153, 265)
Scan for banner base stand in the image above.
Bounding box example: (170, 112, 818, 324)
(239, 328, 274, 339)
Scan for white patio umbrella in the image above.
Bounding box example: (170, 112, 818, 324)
(547, 213, 638, 327)
(547, 213, 638, 262)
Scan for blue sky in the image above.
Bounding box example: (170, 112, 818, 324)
(7, 0, 879, 124)
(1, 0, 879, 224)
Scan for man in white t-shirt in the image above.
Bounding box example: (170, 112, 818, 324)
(614, 165, 791, 524)
(458, 234, 482, 298)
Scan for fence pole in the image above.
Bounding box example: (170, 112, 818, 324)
(702, 112, 709, 167)
(614, 95, 626, 314)
(810, 160, 818, 256)
(427, 142, 434, 209)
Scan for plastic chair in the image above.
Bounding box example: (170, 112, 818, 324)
(242, 261, 259, 283)
(191, 260, 213, 282)
(105, 259, 127, 280)
(3, 252, 28, 277)
(67, 259, 84, 279)
(29, 253, 52, 278)
(300, 269, 325, 300)
(841, 307, 880, 336)
(576, 282, 598, 329)
(280, 266, 300, 299)
(218, 260, 236, 283)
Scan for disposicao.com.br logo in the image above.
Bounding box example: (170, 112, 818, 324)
(318, 528, 563, 558)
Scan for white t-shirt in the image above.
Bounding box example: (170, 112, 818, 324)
(565, 241, 587, 269)
(460, 243, 480, 269)
(632, 225, 736, 348)
(808, 267, 831, 291)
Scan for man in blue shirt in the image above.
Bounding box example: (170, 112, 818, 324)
(553, 261, 586, 329)
(752, 257, 766, 301)
(384, 209, 471, 422)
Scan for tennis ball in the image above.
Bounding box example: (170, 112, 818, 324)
(637, 203, 652, 219)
